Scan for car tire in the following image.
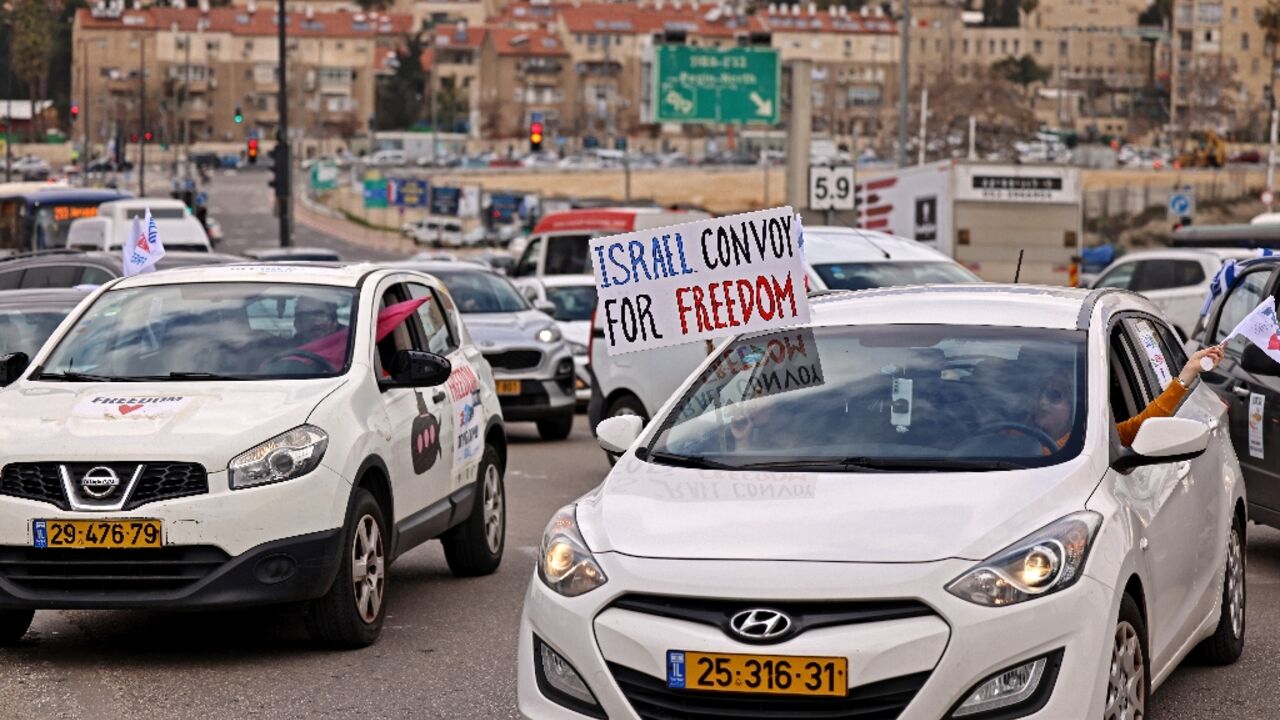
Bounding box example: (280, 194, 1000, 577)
(536, 411, 575, 440)
(1105, 593, 1149, 720)
(442, 446, 505, 577)
(1192, 514, 1246, 665)
(0, 609, 34, 646)
(304, 488, 389, 649)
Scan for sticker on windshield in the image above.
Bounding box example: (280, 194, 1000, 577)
(448, 365, 484, 471)
(1133, 321, 1175, 389)
(891, 378, 913, 432)
(411, 391, 443, 474)
(1249, 392, 1265, 460)
(73, 396, 190, 419)
(677, 329, 824, 422)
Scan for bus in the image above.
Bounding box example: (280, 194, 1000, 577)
(0, 186, 131, 255)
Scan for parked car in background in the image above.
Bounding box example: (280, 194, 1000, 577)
(0, 249, 244, 290)
(243, 247, 343, 263)
(515, 275, 597, 406)
(588, 227, 981, 434)
(395, 261, 577, 440)
(67, 198, 212, 253)
(366, 149, 407, 167)
(1091, 248, 1252, 338)
(405, 217, 467, 247)
(11, 156, 51, 181)
(0, 288, 89, 358)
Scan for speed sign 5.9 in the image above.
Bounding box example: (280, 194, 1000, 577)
(808, 165, 855, 211)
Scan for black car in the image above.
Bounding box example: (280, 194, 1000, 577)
(0, 288, 89, 359)
(0, 249, 246, 290)
(1194, 254, 1280, 526)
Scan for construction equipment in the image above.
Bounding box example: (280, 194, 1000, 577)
(1177, 130, 1227, 168)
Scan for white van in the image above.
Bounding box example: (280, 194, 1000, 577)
(67, 198, 211, 253)
(511, 207, 711, 278)
(406, 216, 466, 247)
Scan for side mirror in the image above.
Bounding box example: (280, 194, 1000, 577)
(1241, 344, 1280, 376)
(0, 353, 29, 387)
(1113, 417, 1209, 472)
(382, 350, 451, 389)
(534, 299, 558, 317)
(597, 415, 643, 455)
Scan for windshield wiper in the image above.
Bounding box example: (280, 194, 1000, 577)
(738, 457, 1028, 472)
(30, 371, 131, 382)
(646, 451, 737, 470)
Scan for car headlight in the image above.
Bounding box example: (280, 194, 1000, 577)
(946, 511, 1101, 607)
(535, 325, 562, 344)
(567, 340, 587, 357)
(539, 505, 607, 597)
(228, 425, 329, 490)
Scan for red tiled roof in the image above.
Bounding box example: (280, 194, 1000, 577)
(556, 2, 767, 38)
(76, 7, 413, 37)
(432, 22, 487, 50)
(759, 8, 896, 34)
(488, 28, 568, 56)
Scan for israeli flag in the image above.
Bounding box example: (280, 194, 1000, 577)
(122, 208, 167, 277)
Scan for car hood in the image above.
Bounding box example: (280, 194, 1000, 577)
(0, 379, 346, 469)
(576, 454, 1103, 563)
(462, 309, 557, 348)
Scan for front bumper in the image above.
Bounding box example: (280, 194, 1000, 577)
(497, 374, 576, 422)
(518, 554, 1115, 720)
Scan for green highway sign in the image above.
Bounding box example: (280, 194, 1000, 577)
(654, 46, 780, 125)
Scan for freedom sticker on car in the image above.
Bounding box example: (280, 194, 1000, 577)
(590, 206, 810, 355)
(72, 395, 191, 419)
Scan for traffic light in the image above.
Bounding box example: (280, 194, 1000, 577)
(234, 105, 243, 124)
(267, 144, 286, 191)
(70, 104, 79, 122)
(247, 138, 259, 164)
(130, 133, 139, 143)
(143, 130, 153, 143)
(529, 121, 543, 153)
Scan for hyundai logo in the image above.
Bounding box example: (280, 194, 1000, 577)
(729, 608, 794, 642)
(79, 466, 121, 499)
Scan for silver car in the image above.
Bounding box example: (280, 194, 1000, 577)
(395, 261, 576, 440)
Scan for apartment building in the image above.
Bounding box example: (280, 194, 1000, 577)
(1171, 0, 1280, 135)
(477, 28, 574, 138)
(72, 3, 411, 149)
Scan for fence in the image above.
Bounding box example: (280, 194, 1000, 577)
(1083, 168, 1266, 222)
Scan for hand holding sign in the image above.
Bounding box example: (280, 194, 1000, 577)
(590, 207, 810, 355)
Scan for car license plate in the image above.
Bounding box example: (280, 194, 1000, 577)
(496, 380, 522, 396)
(666, 650, 847, 697)
(33, 519, 162, 549)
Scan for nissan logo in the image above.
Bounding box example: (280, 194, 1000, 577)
(729, 608, 794, 642)
(79, 466, 121, 499)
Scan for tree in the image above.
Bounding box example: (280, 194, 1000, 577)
(356, 0, 393, 11)
(9, 0, 56, 141)
(992, 54, 1051, 93)
(1261, 0, 1280, 110)
(375, 31, 428, 131)
(1138, 0, 1172, 26)
(914, 68, 1038, 161)
(982, 0, 1023, 27)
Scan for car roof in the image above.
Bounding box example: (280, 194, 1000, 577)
(243, 247, 342, 260)
(26, 189, 130, 205)
(98, 197, 189, 211)
(0, 288, 91, 308)
(391, 260, 497, 275)
(0, 249, 245, 271)
(110, 262, 384, 289)
(535, 274, 596, 288)
(802, 227, 958, 264)
(806, 284, 1140, 331)
(1106, 248, 1253, 263)
(1235, 255, 1280, 273)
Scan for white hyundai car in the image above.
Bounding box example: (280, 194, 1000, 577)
(0, 264, 507, 648)
(519, 285, 1245, 719)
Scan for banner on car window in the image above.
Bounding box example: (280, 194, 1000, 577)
(1249, 392, 1265, 460)
(589, 206, 809, 355)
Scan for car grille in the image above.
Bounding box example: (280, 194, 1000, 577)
(610, 594, 936, 644)
(483, 349, 543, 371)
(608, 663, 929, 720)
(0, 463, 210, 510)
(499, 381, 550, 408)
(0, 546, 229, 595)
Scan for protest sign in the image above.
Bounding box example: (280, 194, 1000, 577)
(590, 206, 809, 355)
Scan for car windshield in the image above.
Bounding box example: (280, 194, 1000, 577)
(545, 234, 593, 274)
(36, 283, 357, 380)
(812, 262, 980, 290)
(544, 284, 597, 321)
(432, 270, 529, 314)
(648, 325, 1087, 471)
(0, 307, 73, 357)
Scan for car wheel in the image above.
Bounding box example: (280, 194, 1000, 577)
(304, 487, 388, 649)
(536, 411, 575, 441)
(442, 446, 505, 577)
(0, 609, 34, 646)
(1105, 594, 1148, 720)
(1192, 514, 1246, 665)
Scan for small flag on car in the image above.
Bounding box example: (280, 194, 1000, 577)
(122, 208, 167, 277)
(1217, 296, 1280, 367)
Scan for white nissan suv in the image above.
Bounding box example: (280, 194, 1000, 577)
(0, 264, 507, 648)
(520, 285, 1245, 719)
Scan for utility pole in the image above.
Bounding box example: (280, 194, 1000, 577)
(4, 23, 12, 182)
(276, 0, 292, 246)
(896, 0, 910, 167)
(80, 39, 91, 177)
(1268, 108, 1278, 213)
(785, 60, 812, 208)
(139, 34, 147, 196)
(917, 87, 928, 165)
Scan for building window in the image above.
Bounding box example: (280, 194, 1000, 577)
(1000, 39, 1007, 53)
(1059, 40, 1068, 55)
(1179, 31, 1192, 51)
(1033, 39, 1042, 54)
(1108, 43, 1115, 57)
(1231, 6, 1238, 20)
(921, 38, 927, 52)
(989, 39, 996, 53)
(1196, 3, 1222, 23)
(1013, 39, 1020, 53)
(1242, 32, 1250, 50)
(963, 38, 969, 53)
(1253, 57, 1261, 73)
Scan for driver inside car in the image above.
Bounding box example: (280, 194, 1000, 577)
(1029, 345, 1225, 452)
(293, 296, 339, 345)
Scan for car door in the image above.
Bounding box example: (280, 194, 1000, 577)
(372, 279, 456, 521)
(1106, 318, 1206, 670)
(1200, 267, 1280, 519)
(1125, 313, 1227, 649)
